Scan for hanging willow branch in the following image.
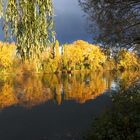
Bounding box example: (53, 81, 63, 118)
(0, 0, 55, 61)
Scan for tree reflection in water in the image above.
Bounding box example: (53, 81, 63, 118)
(0, 71, 140, 109)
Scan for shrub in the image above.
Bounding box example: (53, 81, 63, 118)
(0, 42, 16, 71)
(62, 40, 106, 71)
(118, 49, 140, 70)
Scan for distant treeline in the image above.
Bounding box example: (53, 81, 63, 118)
(0, 40, 140, 74)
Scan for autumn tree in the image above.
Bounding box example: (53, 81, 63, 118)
(62, 40, 106, 71)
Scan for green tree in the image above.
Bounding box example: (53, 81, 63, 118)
(0, 0, 55, 61)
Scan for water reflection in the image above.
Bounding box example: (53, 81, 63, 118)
(0, 71, 140, 110)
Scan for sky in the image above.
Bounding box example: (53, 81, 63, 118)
(0, 0, 92, 44)
(53, 0, 92, 44)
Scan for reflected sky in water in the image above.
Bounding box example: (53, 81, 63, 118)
(0, 0, 92, 44)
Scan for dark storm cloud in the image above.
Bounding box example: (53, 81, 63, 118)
(53, 0, 92, 44)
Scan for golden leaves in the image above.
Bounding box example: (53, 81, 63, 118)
(62, 40, 106, 71)
(0, 42, 16, 70)
(118, 50, 139, 70)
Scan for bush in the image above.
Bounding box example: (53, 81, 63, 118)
(62, 40, 106, 71)
(118, 49, 140, 70)
(0, 42, 16, 72)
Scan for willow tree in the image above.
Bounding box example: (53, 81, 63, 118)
(0, 0, 55, 61)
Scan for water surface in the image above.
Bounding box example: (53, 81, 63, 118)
(0, 71, 140, 140)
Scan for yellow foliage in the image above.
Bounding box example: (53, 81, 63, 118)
(0, 82, 17, 109)
(42, 41, 61, 73)
(15, 61, 36, 74)
(118, 50, 140, 70)
(0, 42, 16, 70)
(103, 59, 116, 70)
(0, 40, 139, 74)
(55, 40, 60, 59)
(119, 71, 140, 90)
(62, 40, 106, 71)
(43, 58, 61, 73)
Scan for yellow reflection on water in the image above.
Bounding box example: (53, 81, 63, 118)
(0, 71, 140, 109)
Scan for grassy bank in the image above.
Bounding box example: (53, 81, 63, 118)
(85, 82, 140, 140)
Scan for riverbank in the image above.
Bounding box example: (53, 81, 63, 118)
(85, 81, 140, 140)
